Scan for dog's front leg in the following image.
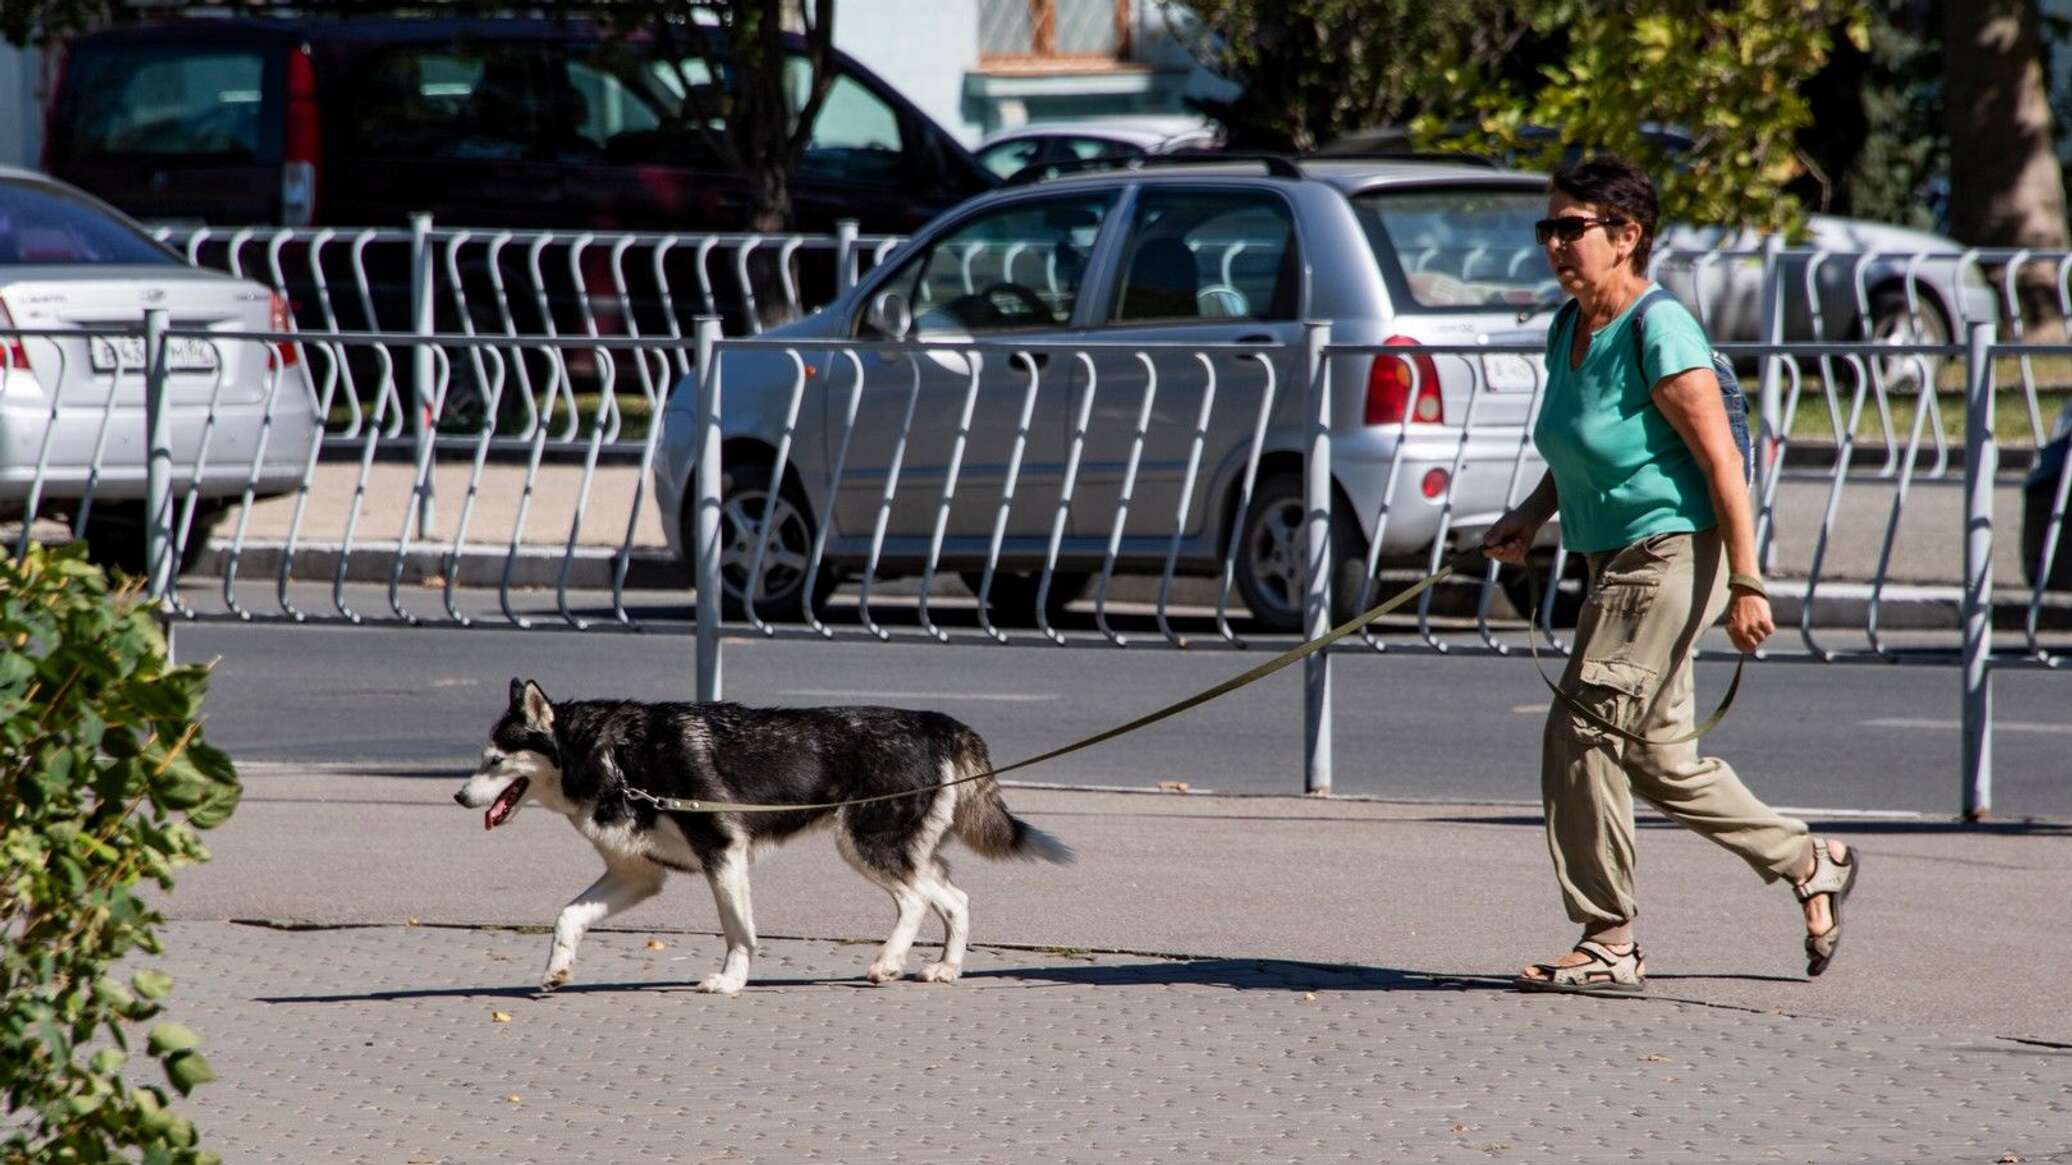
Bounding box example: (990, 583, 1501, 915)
(697, 847, 756, 996)
(543, 864, 663, 992)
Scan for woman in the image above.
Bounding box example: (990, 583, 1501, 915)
(1482, 155, 1860, 993)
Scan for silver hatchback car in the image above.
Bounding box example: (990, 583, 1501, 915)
(657, 158, 1563, 630)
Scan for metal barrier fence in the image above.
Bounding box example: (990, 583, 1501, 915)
(4, 316, 2066, 817)
(153, 216, 903, 340)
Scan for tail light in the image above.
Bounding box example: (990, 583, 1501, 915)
(267, 292, 298, 368)
(281, 46, 321, 226)
(1364, 336, 1443, 426)
(0, 299, 30, 375)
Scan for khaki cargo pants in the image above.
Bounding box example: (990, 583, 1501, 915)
(1543, 528, 1809, 925)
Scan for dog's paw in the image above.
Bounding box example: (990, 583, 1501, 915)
(695, 974, 745, 996)
(917, 961, 962, 984)
(864, 961, 906, 985)
(539, 967, 571, 993)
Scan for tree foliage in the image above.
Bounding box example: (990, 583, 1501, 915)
(1, 544, 242, 1165)
(1176, 0, 1869, 234)
(1420, 0, 1870, 235)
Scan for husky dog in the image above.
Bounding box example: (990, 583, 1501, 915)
(454, 680, 1072, 995)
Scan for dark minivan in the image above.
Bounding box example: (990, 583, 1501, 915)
(45, 17, 996, 233)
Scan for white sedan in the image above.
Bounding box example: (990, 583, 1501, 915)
(0, 166, 317, 574)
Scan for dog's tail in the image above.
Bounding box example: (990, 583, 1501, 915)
(947, 728, 1074, 865)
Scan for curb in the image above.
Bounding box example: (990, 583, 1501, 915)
(198, 540, 2072, 630)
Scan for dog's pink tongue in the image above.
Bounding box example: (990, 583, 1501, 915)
(483, 805, 497, 831)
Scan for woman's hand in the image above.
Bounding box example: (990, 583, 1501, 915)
(1481, 508, 1542, 566)
(1727, 591, 1774, 653)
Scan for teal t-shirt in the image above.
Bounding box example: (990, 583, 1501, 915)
(1533, 287, 1720, 554)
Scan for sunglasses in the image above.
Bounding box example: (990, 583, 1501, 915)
(1534, 216, 1627, 246)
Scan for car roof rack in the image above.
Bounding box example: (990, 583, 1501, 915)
(1303, 150, 1505, 169)
(1004, 152, 1306, 187)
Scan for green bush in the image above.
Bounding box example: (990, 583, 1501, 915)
(1, 543, 240, 1165)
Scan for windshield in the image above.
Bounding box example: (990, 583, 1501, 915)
(0, 180, 179, 266)
(1352, 187, 1555, 311)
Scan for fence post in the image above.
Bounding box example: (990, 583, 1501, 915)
(693, 317, 725, 703)
(1303, 321, 1332, 796)
(142, 308, 174, 657)
(1960, 320, 1997, 820)
(408, 211, 437, 539)
(1756, 231, 1786, 573)
(834, 218, 860, 295)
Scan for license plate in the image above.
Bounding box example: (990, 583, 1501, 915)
(1481, 352, 1541, 391)
(89, 335, 220, 373)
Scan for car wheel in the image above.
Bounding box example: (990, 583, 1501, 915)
(1233, 472, 1366, 633)
(2022, 434, 2072, 592)
(958, 568, 1090, 626)
(1498, 551, 1590, 629)
(1864, 286, 1951, 397)
(697, 457, 832, 623)
(82, 500, 222, 579)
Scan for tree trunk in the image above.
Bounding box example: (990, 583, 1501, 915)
(1945, 0, 2069, 337)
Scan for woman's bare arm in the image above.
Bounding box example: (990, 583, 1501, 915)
(1653, 367, 1773, 650)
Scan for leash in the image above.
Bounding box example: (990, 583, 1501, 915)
(629, 548, 1742, 816)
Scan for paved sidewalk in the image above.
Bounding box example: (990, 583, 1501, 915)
(139, 774, 2072, 1162)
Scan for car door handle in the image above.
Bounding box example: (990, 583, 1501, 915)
(1235, 333, 1275, 344)
(1011, 352, 1051, 372)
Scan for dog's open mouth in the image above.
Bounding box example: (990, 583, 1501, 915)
(484, 778, 530, 830)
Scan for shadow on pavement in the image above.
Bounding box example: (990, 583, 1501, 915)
(253, 959, 1518, 1004)
(1424, 814, 2072, 836)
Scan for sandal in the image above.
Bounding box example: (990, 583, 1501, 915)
(1516, 940, 1647, 995)
(1793, 839, 1860, 977)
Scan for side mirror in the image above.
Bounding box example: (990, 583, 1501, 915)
(867, 290, 912, 340)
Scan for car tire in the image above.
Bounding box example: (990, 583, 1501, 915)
(1498, 551, 1590, 629)
(694, 455, 833, 624)
(958, 568, 1090, 626)
(2022, 433, 2072, 592)
(82, 500, 222, 579)
(1862, 286, 1951, 396)
(1233, 471, 1367, 633)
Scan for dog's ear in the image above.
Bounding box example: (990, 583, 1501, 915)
(519, 680, 554, 729)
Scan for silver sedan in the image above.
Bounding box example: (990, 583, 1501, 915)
(0, 167, 317, 574)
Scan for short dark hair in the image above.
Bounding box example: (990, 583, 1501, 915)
(1550, 154, 1659, 273)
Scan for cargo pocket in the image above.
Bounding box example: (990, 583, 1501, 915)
(1559, 657, 1662, 745)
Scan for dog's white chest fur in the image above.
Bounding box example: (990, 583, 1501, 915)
(572, 812, 708, 873)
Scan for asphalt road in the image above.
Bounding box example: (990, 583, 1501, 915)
(176, 585, 2072, 821)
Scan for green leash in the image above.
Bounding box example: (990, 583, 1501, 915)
(634, 548, 1741, 816)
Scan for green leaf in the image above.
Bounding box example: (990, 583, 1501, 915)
(146, 1022, 202, 1055)
(91, 1047, 129, 1074)
(131, 969, 173, 1001)
(162, 1049, 215, 1096)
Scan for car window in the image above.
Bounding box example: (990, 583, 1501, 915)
(1352, 187, 1552, 311)
(349, 44, 542, 160)
(1060, 136, 1138, 162)
(977, 137, 1048, 179)
(552, 46, 722, 165)
(1110, 189, 1300, 324)
(864, 193, 1115, 337)
(787, 60, 907, 183)
(58, 46, 266, 160)
(0, 180, 178, 265)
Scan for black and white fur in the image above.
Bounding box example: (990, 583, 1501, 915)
(454, 679, 1072, 995)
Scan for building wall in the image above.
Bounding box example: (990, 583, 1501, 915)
(0, 44, 45, 169)
(834, 0, 984, 145)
